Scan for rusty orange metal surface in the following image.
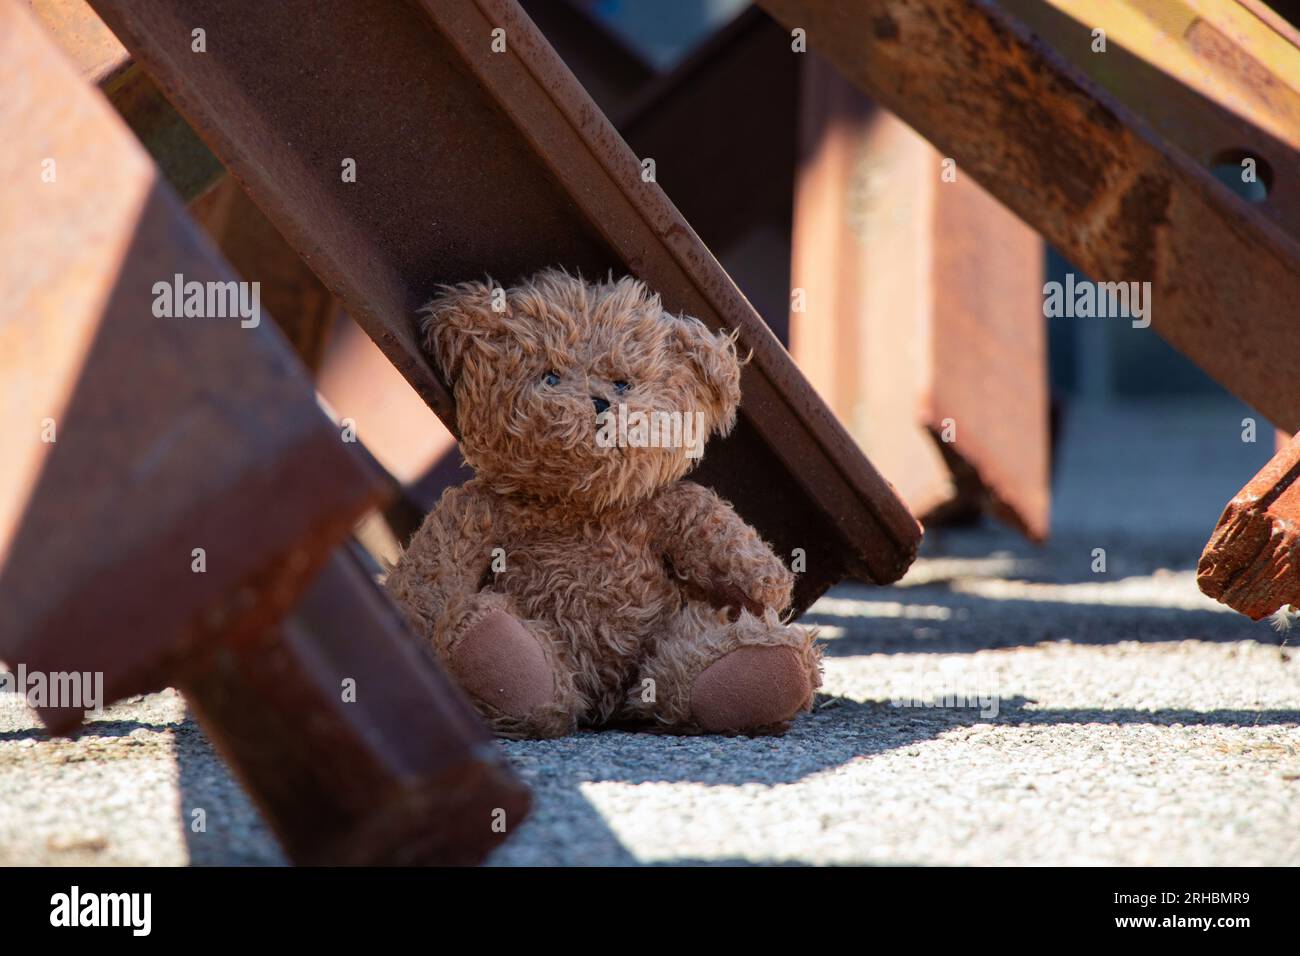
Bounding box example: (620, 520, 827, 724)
(1003, 0, 1300, 238)
(537, 5, 1050, 539)
(87, 0, 922, 612)
(190, 177, 339, 372)
(28, 0, 129, 85)
(39, 0, 456, 535)
(791, 61, 957, 524)
(32, 0, 224, 201)
(0, 0, 385, 727)
(1199, 429, 1300, 620)
(929, 162, 1050, 540)
(757, 0, 1300, 434)
(791, 56, 1050, 539)
(179, 547, 530, 865)
(1238, 0, 1300, 50)
(3, 0, 529, 865)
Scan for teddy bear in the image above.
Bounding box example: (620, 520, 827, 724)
(385, 269, 821, 738)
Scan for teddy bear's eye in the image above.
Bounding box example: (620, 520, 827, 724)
(543, 370, 561, 387)
(613, 380, 631, 394)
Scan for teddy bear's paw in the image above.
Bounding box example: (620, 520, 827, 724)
(450, 609, 557, 723)
(689, 644, 812, 735)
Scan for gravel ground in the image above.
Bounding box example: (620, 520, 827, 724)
(0, 690, 284, 866)
(2, 399, 1298, 866)
(489, 552, 1299, 866)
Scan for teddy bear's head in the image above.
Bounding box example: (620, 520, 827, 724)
(420, 269, 741, 511)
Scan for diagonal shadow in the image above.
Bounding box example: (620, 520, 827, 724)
(0, 719, 173, 742)
(487, 693, 1300, 864)
(808, 592, 1280, 656)
(173, 706, 286, 866)
(0, 156, 366, 864)
(511, 696, 1300, 789)
(805, 562, 1285, 656)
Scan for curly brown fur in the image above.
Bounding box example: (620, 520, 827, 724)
(385, 269, 820, 737)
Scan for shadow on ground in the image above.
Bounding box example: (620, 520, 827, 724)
(489, 690, 1300, 865)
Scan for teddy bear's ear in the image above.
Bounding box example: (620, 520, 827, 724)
(418, 279, 505, 387)
(670, 315, 743, 436)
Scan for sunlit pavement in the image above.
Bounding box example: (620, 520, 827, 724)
(2, 400, 1297, 865)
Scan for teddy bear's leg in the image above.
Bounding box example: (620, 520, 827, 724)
(626, 603, 821, 734)
(435, 596, 585, 739)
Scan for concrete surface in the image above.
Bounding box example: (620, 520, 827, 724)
(2, 399, 1297, 866)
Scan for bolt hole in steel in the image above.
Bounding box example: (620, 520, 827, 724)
(1210, 148, 1272, 202)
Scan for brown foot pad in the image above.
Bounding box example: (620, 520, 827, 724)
(451, 610, 554, 719)
(690, 645, 811, 734)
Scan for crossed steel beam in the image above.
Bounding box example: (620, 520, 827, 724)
(83, 0, 924, 611)
(7, 0, 1298, 862)
(1, 0, 528, 865)
(756, 0, 1300, 432)
(4, 0, 926, 863)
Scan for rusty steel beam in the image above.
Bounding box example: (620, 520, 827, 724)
(531, 5, 1049, 538)
(2, 0, 528, 864)
(34, 2, 335, 367)
(0, 0, 383, 727)
(305, 6, 793, 530)
(929, 152, 1050, 540)
(189, 177, 339, 372)
(179, 547, 530, 865)
(31, 0, 224, 202)
(396, 3, 1047, 542)
(756, 0, 1300, 434)
(89, 0, 922, 612)
(384, 5, 795, 525)
(314, 309, 461, 545)
(1002, 0, 1300, 238)
(28, 0, 130, 85)
(791, 61, 955, 524)
(1238, 0, 1300, 51)
(34, 0, 338, 369)
(104, 57, 226, 202)
(1198, 430, 1300, 620)
(790, 55, 1050, 540)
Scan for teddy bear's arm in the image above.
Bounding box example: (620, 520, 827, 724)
(384, 483, 507, 642)
(654, 481, 795, 617)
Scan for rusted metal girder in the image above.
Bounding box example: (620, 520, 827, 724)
(89, 0, 922, 612)
(2, 0, 528, 865)
(0, 0, 380, 726)
(927, 144, 1050, 539)
(28, 0, 129, 85)
(29, 0, 224, 201)
(180, 547, 530, 864)
(521, 4, 1050, 538)
(1198, 430, 1300, 620)
(791, 60, 952, 522)
(189, 177, 339, 372)
(36, 0, 453, 536)
(791, 55, 1049, 540)
(1003, 0, 1300, 237)
(373, 5, 798, 541)
(32, 0, 337, 371)
(756, 0, 1300, 433)
(313, 309, 460, 544)
(1239, 0, 1300, 50)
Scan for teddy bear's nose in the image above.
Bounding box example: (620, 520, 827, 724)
(592, 396, 611, 415)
